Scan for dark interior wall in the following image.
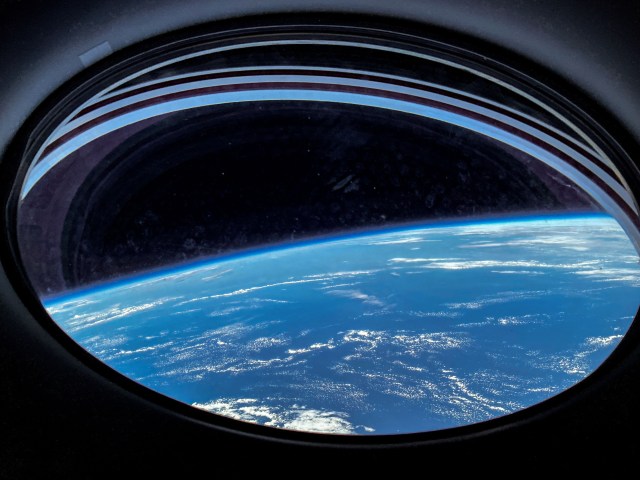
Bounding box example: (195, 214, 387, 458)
(1, 2, 639, 476)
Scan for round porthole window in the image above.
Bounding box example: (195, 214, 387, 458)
(12, 22, 640, 435)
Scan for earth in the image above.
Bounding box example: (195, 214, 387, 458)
(45, 214, 640, 435)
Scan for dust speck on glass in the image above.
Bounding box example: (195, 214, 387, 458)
(15, 25, 640, 435)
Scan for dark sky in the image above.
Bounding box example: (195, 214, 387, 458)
(19, 101, 597, 293)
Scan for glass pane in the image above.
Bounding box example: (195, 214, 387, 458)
(15, 29, 640, 435)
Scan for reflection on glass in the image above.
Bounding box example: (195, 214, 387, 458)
(15, 29, 640, 435)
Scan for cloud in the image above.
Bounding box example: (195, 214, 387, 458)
(106, 340, 174, 360)
(408, 310, 462, 319)
(287, 340, 335, 355)
(169, 308, 202, 316)
(459, 235, 590, 249)
(388, 257, 458, 264)
(341, 329, 466, 357)
(155, 353, 303, 380)
(192, 398, 373, 434)
(281, 409, 358, 434)
(368, 236, 433, 245)
(201, 269, 233, 281)
(246, 336, 290, 351)
(175, 271, 377, 306)
(443, 373, 510, 414)
(82, 334, 129, 355)
(59, 298, 174, 332)
(491, 270, 544, 275)
(326, 289, 384, 306)
(190, 278, 325, 300)
(208, 305, 258, 317)
(445, 290, 550, 310)
(391, 332, 467, 353)
(528, 333, 624, 376)
(303, 270, 379, 279)
(495, 315, 539, 326)
(456, 314, 545, 328)
(421, 260, 549, 270)
(46, 298, 98, 313)
(317, 282, 361, 290)
(584, 335, 623, 348)
(574, 267, 640, 284)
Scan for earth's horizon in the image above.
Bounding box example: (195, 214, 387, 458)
(45, 213, 640, 434)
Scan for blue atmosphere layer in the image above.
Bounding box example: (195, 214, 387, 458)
(45, 212, 612, 306)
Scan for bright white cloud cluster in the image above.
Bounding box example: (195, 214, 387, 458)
(191, 398, 372, 434)
(341, 329, 466, 358)
(59, 298, 176, 333)
(326, 289, 384, 306)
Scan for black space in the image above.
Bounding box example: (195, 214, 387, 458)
(52, 101, 594, 290)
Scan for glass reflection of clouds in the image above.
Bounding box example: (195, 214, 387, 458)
(21, 67, 640, 250)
